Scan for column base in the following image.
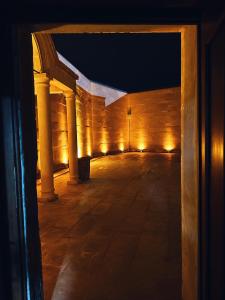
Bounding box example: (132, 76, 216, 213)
(39, 192, 58, 202)
(67, 178, 79, 185)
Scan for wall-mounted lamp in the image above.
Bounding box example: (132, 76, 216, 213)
(127, 107, 132, 119)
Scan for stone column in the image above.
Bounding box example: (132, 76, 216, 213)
(65, 90, 79, 184)
(35, 73, 57, 201)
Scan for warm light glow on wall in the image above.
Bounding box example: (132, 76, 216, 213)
(164, 133, 175, 152)
(101, 127, 108, 154)
(137, 132, 146, 151)
(87, 147, 92, 157)
(138, 136, 146, 151)
(164, 143, 174, 152)
(77, 127, 83, 157)
(119, 143, 125, 152)
(77, 147, 82, 158)
(76, 96, 84, 158)
(101, 143, 108, 154)
(86, 126, 92, 157)
(212, 139, 224, 164)
(119, 131, 125, 152)
(61, 147, 68, 164)
(138, 143, 145, 151)
(57, 102, 68, 165)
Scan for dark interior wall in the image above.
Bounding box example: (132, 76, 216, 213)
(200, 10, 225, 300)
(1, 26, 43, 300)
(201, 16, 225, 300)
(208, 25, 225, 300)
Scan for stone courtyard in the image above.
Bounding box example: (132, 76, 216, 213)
(38, 152, 181, 300)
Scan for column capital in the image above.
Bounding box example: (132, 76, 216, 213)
(34, 73, 50, 85)
(64, 90, 75, 98)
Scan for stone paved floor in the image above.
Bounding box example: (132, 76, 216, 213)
(37, 152, 181, 300)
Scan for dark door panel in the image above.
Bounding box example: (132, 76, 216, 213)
(207, 21, 225, 300)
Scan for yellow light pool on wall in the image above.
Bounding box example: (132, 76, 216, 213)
(164, 134, 175, 152)
(212, 139, 224, 163)
(61, 149, 68, 164)
(101, 143, 108, 154)
(138, 143, 145, 152)
(87, 149, 92, 157)
(77, 146, 82, 158)
(119, 143, 125, 152)
(164, 144, 174, 152)
(86, 127, 92, 157)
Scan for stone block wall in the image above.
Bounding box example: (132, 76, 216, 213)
(76, 87, 93, 158)
(91, 94, 107, 155)
(36, 86, 181, 175)
(105, 95, 129, 153)
(128, 87, 181, 152)
(36, 93, 68, 175)
(50, 94, 68, 168)
(90, 86, 180, 155)
(76, 86, 108, 157)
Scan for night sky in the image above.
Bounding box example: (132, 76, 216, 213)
(53, 33, 181, 93)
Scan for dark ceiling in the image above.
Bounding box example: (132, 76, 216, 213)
(53, 33, 181, 93)
(7, 0, 225, 25)
(26, 0, 202, 8)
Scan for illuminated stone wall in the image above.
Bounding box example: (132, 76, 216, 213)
(76, 87, 93, 158)
(77, 85, 181, 157)
(91, 94, 107, 155)
(76, 86, 109, 157)
(105, 95, 129, 153)
(50, 94, 68, 168)
(128, 87, 181, 152)
(90, 86, 181, 155)
(36, 86, 181, 174)
(36, 94, 68, 173)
